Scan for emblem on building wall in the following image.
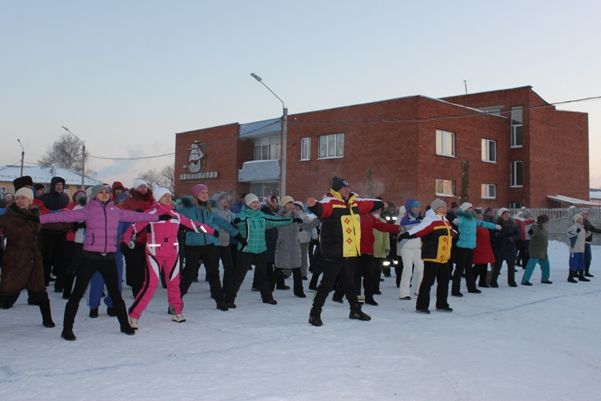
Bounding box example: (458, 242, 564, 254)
(180, 141, 219, 181)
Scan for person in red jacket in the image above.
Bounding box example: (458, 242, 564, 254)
(120, 179, 154, 297)
(472, 209, 496, 288)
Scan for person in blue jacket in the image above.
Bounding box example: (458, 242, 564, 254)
(177, 184, 245, 311)
(451, 202, 500, 296)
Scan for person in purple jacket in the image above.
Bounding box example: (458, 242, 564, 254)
(40, 184, 160, 341)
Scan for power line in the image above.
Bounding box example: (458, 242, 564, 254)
(87, 152, 175, 160)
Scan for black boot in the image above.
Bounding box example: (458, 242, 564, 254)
(292, 269, 306, 297)
(62, 301, 79, 341)
(567, 271, 578, 283)
(39, 299, 55, 328)
(349, 304, 371, 321)
(584, 267, 594, 277)
(578, 270, 590, 282)
(308, 307, 323, 326)
(114, 300, 135, 334)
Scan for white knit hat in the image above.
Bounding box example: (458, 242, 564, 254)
(459, 202, 473, 212)
(132, 178, 149, 190)
(15, 187, 34, 201)
(244, 193, 259, 206)
(153, 186, 171, 203)
(497, 207, 510, 218)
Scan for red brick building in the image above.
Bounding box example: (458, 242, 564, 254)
(175, 86, 588, 208)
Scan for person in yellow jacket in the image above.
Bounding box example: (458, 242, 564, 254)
(399, 199, 455, 314)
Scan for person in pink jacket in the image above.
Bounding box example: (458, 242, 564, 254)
(125, 187, 216, 328)
(40, 184, 160, 341)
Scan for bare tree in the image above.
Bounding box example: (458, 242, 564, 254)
(139, 164, 175, 193)
(38, 134, 88, 171)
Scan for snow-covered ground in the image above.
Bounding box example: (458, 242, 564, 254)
(2, 241, 601, 401)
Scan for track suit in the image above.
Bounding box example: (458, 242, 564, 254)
(398, 207, 424, 298)
(126, 204, 215, 320)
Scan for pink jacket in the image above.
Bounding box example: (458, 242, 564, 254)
(40, 199, 158, 254)
(123, 203, 215, 257)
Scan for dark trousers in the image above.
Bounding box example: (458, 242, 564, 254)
(63, 242, 83, 298)
(308, 245, 323, 290)
(452, 248, 476, 293)
(181, 245, 223, 303)
(473, 263, 489, 286)
(585, 243, 592, 274)
(63, 253, 129, 333)
(492, 255, 516, 285)
(356, 254, 376, 299)
(124, 244, 146, 297)
(516, 240, 530, 267)
(216, 246, 235, 298)
(312, 257, 359, 311)
(416, 261, 450, 311)
(226, 251, 273, 302)
(41, 230, 67, 289)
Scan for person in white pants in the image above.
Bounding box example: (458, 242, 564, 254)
(398, 200, 424, 300)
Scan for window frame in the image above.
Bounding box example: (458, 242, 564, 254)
(300, 137, 311, 161)
(435, 129, 456, 158)
(510, 160, 524, 187)
(481, 183, 497, 199)
(317, 133, 344, 159)
(435, 178, 456, 197)
(481, 139, 497, 163)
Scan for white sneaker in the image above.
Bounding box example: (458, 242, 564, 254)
(172, 313, 186, 323)
(128, 316, 139, 329)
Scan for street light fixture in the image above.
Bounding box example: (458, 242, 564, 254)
(61, 126, 86, 188)
(250, 72, 288, 201)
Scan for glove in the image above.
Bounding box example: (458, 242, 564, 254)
(527, 229, 533, 235)
(293, 218, 303, 224)
(397, 232, 410, 241)
(235, 234, 248, 248)
(495, 225, 502, 230)
(576, 228, 581, 233)
(159, 214, 171, 221)
(233, 218, 241, 225)
(213, 230, 220, 238)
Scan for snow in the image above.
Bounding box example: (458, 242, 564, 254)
(2, 241, 601, 401)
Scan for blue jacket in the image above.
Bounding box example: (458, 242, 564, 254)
(177, 202, 238, 247)
(456, 210, 497, 249)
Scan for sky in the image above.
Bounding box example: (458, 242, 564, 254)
(1, 0, 600, 187)
(2, 240, 601, 401)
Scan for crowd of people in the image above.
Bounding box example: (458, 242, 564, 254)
(0, 174, 599, 340)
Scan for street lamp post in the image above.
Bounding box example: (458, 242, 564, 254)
(17, 139, 25, 176)
(250, 73, 288, 201)
(61, 126, 86, 188)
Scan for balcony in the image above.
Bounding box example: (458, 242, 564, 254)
(238, 160, 280, 182)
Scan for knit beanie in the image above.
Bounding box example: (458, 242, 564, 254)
(497, 207, 509, 218)
(459, 202, 473, 212)
(281, 195, 294, 206)
(13, 176, 33, 191)
(15, 187, 34, 201)
(153, 186, 171, 203)
(132, 178, 149, 190)
(112, 181, 125, 191)
(430, 198, 446, 212)
(244, 193, 259, 206)
(192, 183, 208, 197)
(573, 213, 583, 223)
(331, 176, 349, 192)
(89, 184, 111, 199)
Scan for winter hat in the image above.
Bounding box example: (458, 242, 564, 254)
(112, 181, 125, 192)
(244, 193, 259, 206)
(331, 176, 349, 192)
(13, 176, 33, 190)
(192, 183, 208, 197)
(72, 189, 87, 202)
(537, 215, 550, 225)
(496, 207, 510, 218)
(293, 200, 304, 209)
(89, 184, 112, 199)
(573, 213, 583, 223)
(153, 186, 171, 203)
(459, 202, 473, 212)
(132, 178, 149, 190)
(281, 195, 294, 206)
(33, 183, 45, 191)
(15, 187, 34, 201)
(430, 198, 446, 212)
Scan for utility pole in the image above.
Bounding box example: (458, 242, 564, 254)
(17, 139, 25, 176)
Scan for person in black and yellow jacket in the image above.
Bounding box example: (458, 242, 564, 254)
(399, 198, 455, 314)
(306, 177, 384, 326)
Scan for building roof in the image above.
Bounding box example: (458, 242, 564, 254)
(547, 194, 597, 206)
(0, 165, 102, 186)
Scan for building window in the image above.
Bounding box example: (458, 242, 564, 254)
(254, 136, 281, 161)
(509, 201, 521, 209)
(300, 137, 311, 161)
(479, 106, 502, 116)
(510, 106, 523, 148)
(481, 184, 497, 199)
(318, 133, 344, 159)
(510, 161, 523, 187)
(435, 130, 455, 157)
(481, 139, 497, 163)
(435, 179, 455, 197)
(250, 182, 279, 201)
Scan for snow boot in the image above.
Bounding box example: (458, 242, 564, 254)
(61, 330, 76, 341)
(172, 313, 186, 323)
(106, 306, 117, 317)
(128, 317, 139, 330)
(308, 308, 323, 327)
(567, 271, 578, 283)
(120, 325, 136, 335)
(578, 271, 590, 282)
(39, 299, 55, 328)
(584, 267, 594, 277)
(349, 305, 371, 321)
(89, 308, 99, 318)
